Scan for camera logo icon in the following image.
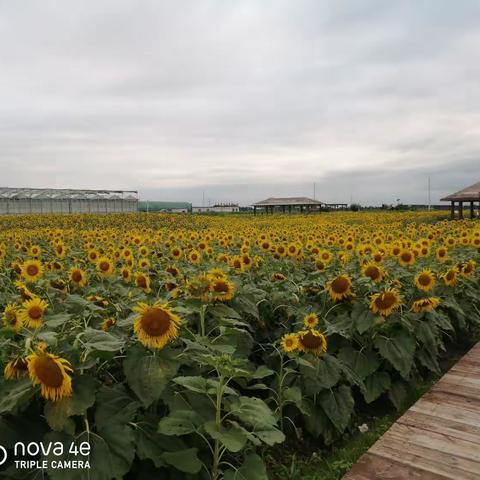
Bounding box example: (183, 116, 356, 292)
(0, 446, 7, 466)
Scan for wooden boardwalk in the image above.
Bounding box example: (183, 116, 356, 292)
(343, 342, 480, 480)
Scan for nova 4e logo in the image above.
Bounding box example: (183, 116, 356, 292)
(0, 446, 7, 466)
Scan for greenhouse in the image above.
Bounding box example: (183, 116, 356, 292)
(0, 188, 138, 214)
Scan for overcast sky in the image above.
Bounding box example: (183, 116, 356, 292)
(1, 1, 479, 206)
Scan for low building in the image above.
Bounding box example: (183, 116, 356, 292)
(252, 196, 324, 214)
(192, 203, 240, 213)
(441, 181, 480, 219)
(138, 201, 192, 213)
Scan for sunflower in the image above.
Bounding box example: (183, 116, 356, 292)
(370, 288, 401, 317)
(314, 259, 326, 271)
(20, 297, 48, 329)
(121, 267, 132, 283)
(459, 260, 476, 278)
(361, 262, 385, 283)
(4, 357, 29, 380)
(208, 268, 227, 280)
(398, 249, 415, 267)
(15, 280, 35, 300)
(303, 313, 319, 328)
(133, 301, 181, 349)
(414, 269, 435, 292)
(188, 250, 201, 264)
(411, 297, 440, 313)
(280, 333, 299, 353)
(297, 329, 327, 356)
(442, 268, 457, 287)
(135, 272, 152, 293)
(28, 245, 42, 257)
(26, 349, 73, 401)
(96, 257, 114, 277)
(68, 267, 87, 287)
(101, 318, 116, 331)
(326, 275, 353, 302)
(165, 265, 181, 277)
(435, 246, 448, 263)
(21, 259, 44, 283)
(271, 272, 286, 281)
(209, 278, 235, 302)
(3, 304, 23, 332)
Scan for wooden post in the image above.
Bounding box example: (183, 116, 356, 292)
(470, 201, 474, 219)
(253, 206, 256, 216)
(288, 205, 292, 214)
(300, 205, 304, 213)
(282, 205, 285, 213)
(459, 201, 464, 219)
(450, 201, 455, 220)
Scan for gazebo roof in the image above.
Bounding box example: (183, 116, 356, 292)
(441, 181, 480, 202)
(252, 196, 324, 207)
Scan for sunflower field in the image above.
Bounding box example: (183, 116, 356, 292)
(0, 211, 479, 479)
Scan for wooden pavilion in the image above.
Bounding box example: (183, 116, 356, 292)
(252, 196, 324, 214)
(441, 181, 480, 219)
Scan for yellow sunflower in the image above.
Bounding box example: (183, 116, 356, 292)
(297, 329, 327, 356)
(15, 280, 35, 300)
(26, 349, 73, 401)
(21, 259, 44, 283)
(411, 297, 440, 313)
(2, 304, 23, 332)
(134, 272, 152, 293)
(101, 318, 116, 332)
(414, 269, 435, 292)
(188, 250, 201, 264)
(398, 249, 415, 267)
(96, 257, 115, 277)
(20, 297, 48, 329)
(442, 268, 457, 287)
(4, 357, 29, 380)
(435, 246, 448, 263)
(121, 267, 132, 283)
(361, 262, 385, 283)
(280, 333, 299, 353)
(133, 301, 181, 349)
(303, 313, 319, 328)
(370, 288, 401, 317)
(68, 267, 87, 287)
(326, 275, 353, 302)
(459, 260, 476, 278)
(209, 278, 235, 302)
(271, 272, 287, 281)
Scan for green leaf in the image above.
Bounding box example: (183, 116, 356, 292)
(374, 330, 416, 378)
(252, 365, 275, 379)
(318, 385, 354, 433)
(0, 379, 33, 414)
(226, 396, 277, 428)
(355, 310, 378, 334)
(204, 421, 248, 452)
(173, 376, 208, 393)
(95, 384, 140, 430)
(124, 347, 179, 407)
(417, 348, 440, 374)
(158, 409, 202, 436)
(223, 453, 268, 480)
(44, 313, 72, 328)
(389, 380, 409, 411)
(338, 347, 380, 380)
(161, 448, 202, 474)
(78, 327, 125, 356)
(300, 354, 342, 394)
(363, 371, 391, 403)
(415, 321, 438, 348)
(44, 375, 97, 431)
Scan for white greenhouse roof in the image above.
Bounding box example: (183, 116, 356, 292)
(0, 188, 138, 200)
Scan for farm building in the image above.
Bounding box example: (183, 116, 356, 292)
(252, 197, 324, 214)
(192, 203, 240, 213)
(441, 181, 480, 219)
(138, 201, 192, 213)
(0, 187, 138, 214)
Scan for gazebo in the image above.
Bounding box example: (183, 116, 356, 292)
(252, 196, 324, 214)
(441, 181, 480, 219)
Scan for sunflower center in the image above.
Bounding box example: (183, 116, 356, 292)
(99, 261, 110, 271)
(285, 338, 294, 347)
(300, 331, 322, 349)
(137, 276, 147, 288)
(6, 311, 17, 324)
(418, 274, 431, 286)
(29, 306, 43, 320)
(331, 277, 349, 294)
(213, 281, 229, 293)
(26, 265, 39, 276)
(446, 271, 455, 281)
(72, 271, 83, 282)
(375, 292, 396, 310)
(33, 356, 64, 388)
(365, 266, 380, 280)
(401, 252, 412, 262)
(141, 308, 172, 337)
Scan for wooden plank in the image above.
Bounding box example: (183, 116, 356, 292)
(342, 342, 480, 479)
(343, 453, 448, 480)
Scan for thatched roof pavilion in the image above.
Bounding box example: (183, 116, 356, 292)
(441, 181, 480, 219)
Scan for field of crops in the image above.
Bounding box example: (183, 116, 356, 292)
(1, 211, 479, 480)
